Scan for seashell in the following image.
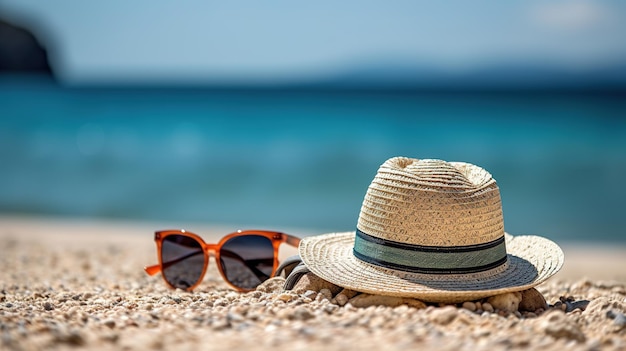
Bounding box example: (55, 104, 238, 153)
(519, 288, 547, 312)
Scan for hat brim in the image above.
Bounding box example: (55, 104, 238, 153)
(299, 232, 563, 303)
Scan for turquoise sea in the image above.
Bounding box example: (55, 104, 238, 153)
(1, 76, 625, 243)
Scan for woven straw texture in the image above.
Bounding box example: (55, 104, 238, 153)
(299, 157, 564, 303)
(300, 232, 564, 303)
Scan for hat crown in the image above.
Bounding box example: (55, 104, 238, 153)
(357, 157, 504, 247)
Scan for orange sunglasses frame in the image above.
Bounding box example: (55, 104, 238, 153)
(144, 229, 301, 292)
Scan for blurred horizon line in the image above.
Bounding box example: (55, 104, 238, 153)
(3, 73, 626, 94)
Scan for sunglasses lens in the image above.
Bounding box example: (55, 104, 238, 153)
(220, 235, 274, 290)
(161, 235, 205, 289)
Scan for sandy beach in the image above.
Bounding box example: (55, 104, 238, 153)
(1, 215, 625, 351)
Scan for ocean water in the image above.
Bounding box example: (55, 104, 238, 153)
(1, 76, 625, 243)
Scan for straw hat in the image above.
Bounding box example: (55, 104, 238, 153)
(299, 157, 564, 303)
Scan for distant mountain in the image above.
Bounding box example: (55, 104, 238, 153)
(30, 52, 625, 91)
(309, 60, 626, 90)
(0, 18, 54, 75)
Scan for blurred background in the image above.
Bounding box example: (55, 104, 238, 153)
(1, 1, 625, 243)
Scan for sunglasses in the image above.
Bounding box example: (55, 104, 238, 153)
(144, 229, 301, 292)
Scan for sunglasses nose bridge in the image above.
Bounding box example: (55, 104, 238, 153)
(205, 244, 219, 256)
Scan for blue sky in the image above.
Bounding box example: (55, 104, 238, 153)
(2, 0, 625, 84)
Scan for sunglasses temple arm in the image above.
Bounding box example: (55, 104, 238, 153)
(220, 250, 272, 281)
(144, 264, 161, 276)
(283, 233, 301, 247)
(144, 250, 204, 275)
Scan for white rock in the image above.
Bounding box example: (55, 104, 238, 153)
(348, 294, 405, 308)
(486, 292, 522, 313)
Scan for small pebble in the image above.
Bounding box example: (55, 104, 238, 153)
(213, 298, 228, 307)
(482, 302, 494, 313)
(337, 289, 359, 299)
(211, 319, 230, 331)
(100, 332, 119, 343)
(403, 299, 426, 309)
(462, 301, 476, 312)
(431, 306, 458, 325)
(227, 312, 244, 323)
(348, 294, 405, 308)
(318, 289, 333, 301)
(276, 293, 296, 302)
(292, 307, 315, 321)
(335, 294, 349, 306)
(52, 327, 85, 346)
(83, 292, 94, 299)
(103, 319, 115, 329)
(607, 309, 626, 330)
